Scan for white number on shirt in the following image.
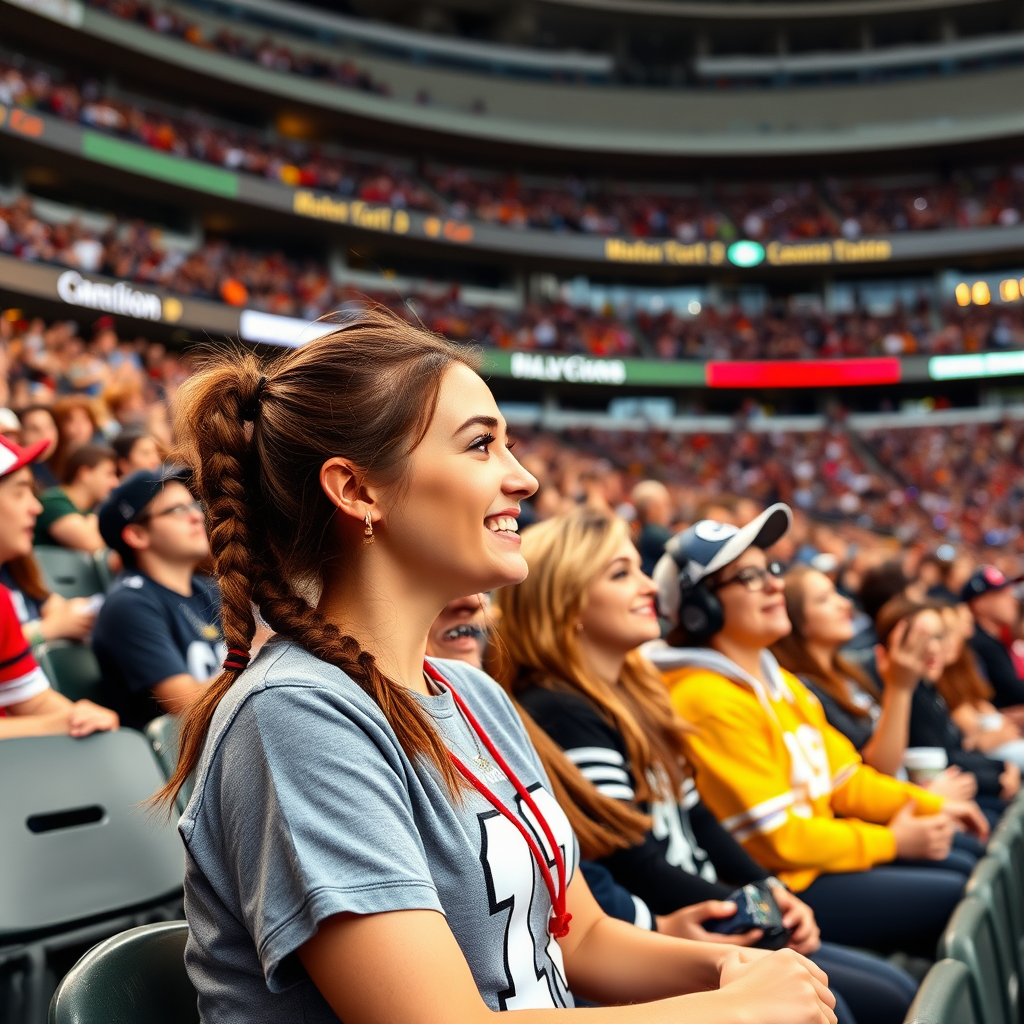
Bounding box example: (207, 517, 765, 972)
(784, 724, 833, 800)
(478, 786, 575, 1011)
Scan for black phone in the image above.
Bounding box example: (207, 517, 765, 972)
(703, 881, 793, 951)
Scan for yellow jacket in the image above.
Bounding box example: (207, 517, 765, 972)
(649, 645, 944, 891)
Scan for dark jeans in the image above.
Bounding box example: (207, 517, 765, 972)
(811, 942, 918, 1024)
(800, 862, 966, 957)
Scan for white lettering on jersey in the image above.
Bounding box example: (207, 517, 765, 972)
(784, 724, 832, 801)
(650, 797, 717, 882)
(478, 785, 574, 1010)
(186, 640, 227, 682)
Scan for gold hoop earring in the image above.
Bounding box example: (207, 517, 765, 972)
(364, 511, 374, 544)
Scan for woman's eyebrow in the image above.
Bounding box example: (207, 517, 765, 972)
(454, 414, 500, 435)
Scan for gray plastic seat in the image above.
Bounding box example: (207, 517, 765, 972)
(938, 896, 1010, 1024)
(905, 958, 981, 1024)
(34, 641, 104, 704)
(34, 547, 104, 599)
(965, 856, 1019, 1020)
(0, 731, 183, 941)
(48, 921, 197, 1024)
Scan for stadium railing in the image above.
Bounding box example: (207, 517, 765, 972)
(904, 959, 981, 1024)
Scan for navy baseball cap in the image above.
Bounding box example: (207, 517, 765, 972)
(961, 565, 1012, 603)
(98, 466, 190, 559)
(653, 503, 792, 627)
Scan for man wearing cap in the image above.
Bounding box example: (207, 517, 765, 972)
(645, 504, 987, 955)
(0, 434, 118, 738)
(92, 469, 225, 731)
(964, 566, 1024, 713)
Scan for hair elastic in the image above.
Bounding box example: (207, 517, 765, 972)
(240, 376, 268, 422)
(222, 648, 251, 673)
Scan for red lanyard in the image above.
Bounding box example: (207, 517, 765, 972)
(423, 661, 572, 939)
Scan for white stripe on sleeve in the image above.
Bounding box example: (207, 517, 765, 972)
(631, 895, 654, 931)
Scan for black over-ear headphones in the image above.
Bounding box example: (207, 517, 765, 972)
(677, 570, 724, 645)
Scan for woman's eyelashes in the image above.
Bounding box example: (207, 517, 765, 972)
(467, 433, 517, 454)
(468, 432, 496, 453)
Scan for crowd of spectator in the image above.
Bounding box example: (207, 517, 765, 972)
(5, 193, 1024, 360)
(3, 49, 1024, 243)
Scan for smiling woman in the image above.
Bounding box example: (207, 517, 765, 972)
(163, 307, 836, 1024)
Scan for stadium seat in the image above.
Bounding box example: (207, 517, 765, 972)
(964, 857, 1019, 1021)
(33, 641, 103, 704)
(93, 549, 115, 593)
(48, 921, 197, 1024)
(904, 958, 981, 1024)
(34, 547, 103, 600)
(145, 715, 192, 812)
(0, 731, 184, 1024)
(938, 896, 1011, 1024)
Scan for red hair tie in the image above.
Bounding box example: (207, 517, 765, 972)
(223, 649, 251, 673)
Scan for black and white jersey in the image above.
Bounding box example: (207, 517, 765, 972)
(518, 683, 769, 915)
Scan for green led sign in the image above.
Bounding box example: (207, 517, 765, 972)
(727, 240, 766, 268)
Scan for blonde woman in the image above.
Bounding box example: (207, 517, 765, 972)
(494, 505, 917, 1024)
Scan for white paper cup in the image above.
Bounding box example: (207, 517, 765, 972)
(903, 747, 948, 786)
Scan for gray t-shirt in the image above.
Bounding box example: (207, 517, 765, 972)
(179, 640, 578, 1022)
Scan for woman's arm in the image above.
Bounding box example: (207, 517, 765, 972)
(300, 874, 836, 1024)
(858, 684, 914, 777)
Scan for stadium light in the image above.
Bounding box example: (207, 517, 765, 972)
(1001, 279, 1021, 302)
(972, 281, 992, 305)
(955, 283, 971, 306)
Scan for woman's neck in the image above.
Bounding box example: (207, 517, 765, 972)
(803, 637, 839, 678)
(318, 554, 443, 696)
(709, 634, 766, 684)
(577, 636, 627, 688)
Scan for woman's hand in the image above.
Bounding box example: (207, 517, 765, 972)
(67, 700, 119, 738)
(941, 799, 990, 840)
(771, 886, 821, 956)
(1000, 761, 1021, 801)
(40, 594, 97, 642)
(655, 900, 764, 946)
(718, 947, 837, 1024)
(926, 766, 977, 801)
(875, 618, 927, 692)
(888, 801, 955, 861)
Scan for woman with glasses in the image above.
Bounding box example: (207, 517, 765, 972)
(649, 506, 988, 955)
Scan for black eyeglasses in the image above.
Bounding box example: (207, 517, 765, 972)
(709, 561, 784, 594)
(134, 500, 204, 524)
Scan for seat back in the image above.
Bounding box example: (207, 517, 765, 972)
(48, 921, 198, 1024)
(144, 715, 193, 811)
(939, 896, 1011, 1024)
(905, 958, 981, 1024)
(34, 546, 103, 599)
(34, 641, 104, 703)
(0, 731, 183, 942)
(93, 549, 115, 593)
(965, 857, 1019, 1021)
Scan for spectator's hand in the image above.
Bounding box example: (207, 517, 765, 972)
(888, 801, 955, 861)
(655, 900, 763, 946)
(1000, 761, 1021, 801)
(942, 799, 990, 840)
(875, 617, 927, 692)
(41, 595, 97, 642)
(772, 886, 821, 955)
(926, 766, 977, 801)
(718, 947, 837, 1024)
(67, 700, 119, 738)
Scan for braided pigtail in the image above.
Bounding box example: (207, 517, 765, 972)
(157, 352, 267, 808)
(254, 572, 466, 795)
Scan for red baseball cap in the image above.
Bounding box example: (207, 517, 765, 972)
(0, 434, 50, 480)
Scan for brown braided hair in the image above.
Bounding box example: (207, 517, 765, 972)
(159, 308, 478, 806)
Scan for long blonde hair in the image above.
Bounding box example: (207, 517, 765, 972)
(492, 505, 688, 858)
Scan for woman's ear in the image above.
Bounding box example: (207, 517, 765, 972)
(320, 457, 378, 527)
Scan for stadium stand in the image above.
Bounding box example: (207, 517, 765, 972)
(6, 0, 1024, 1016)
